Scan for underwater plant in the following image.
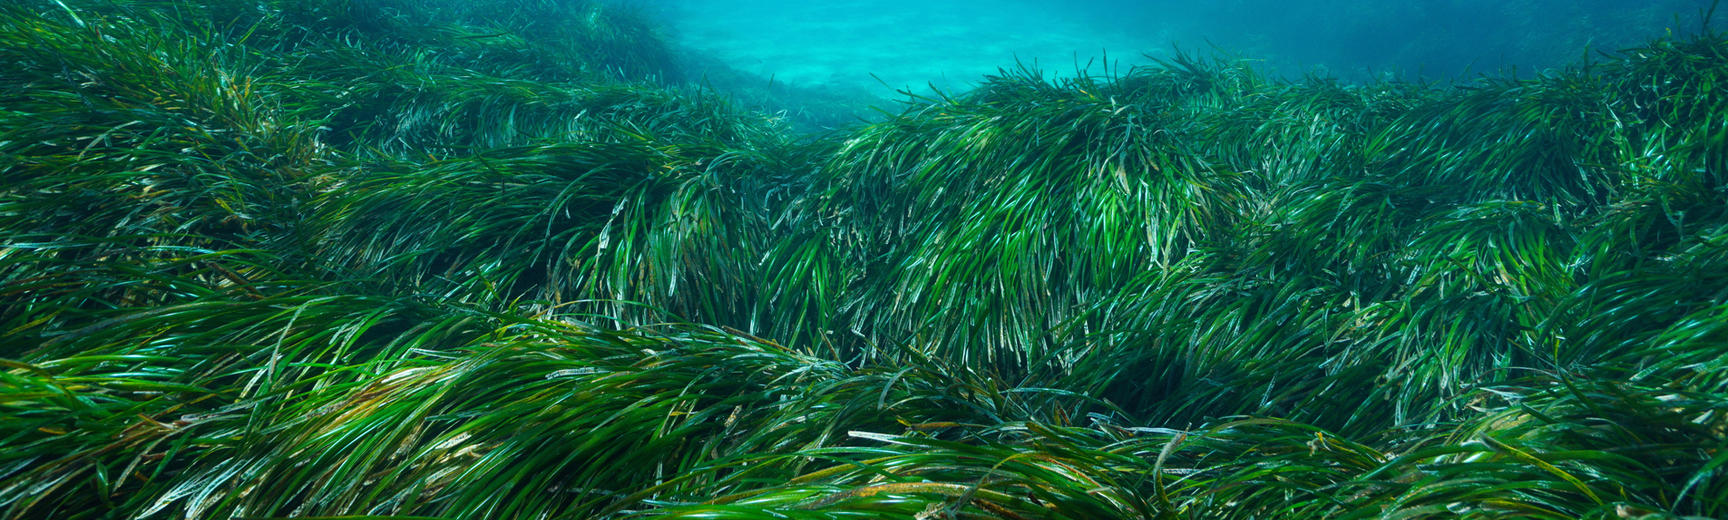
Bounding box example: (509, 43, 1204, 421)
(2, 0, 1726, 519)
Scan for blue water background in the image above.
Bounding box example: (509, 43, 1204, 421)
(649, 0, 1719, 96)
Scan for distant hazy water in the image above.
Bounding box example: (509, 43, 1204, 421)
(650, 0, 1159, 95)
(649, 0, 1718, 96)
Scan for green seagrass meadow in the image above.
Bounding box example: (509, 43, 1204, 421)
(2, 1, 1726, 518)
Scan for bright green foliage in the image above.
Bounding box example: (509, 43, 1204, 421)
(4, 1, 1728, 519)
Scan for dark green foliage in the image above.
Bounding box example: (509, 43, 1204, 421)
(0, 6, 321, 252)
(4, 1, 1728, 519)
(811, 63, 1252, 373)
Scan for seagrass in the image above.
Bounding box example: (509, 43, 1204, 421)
(2, 1, 1725, 518)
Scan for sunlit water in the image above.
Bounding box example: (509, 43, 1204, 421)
(651, 0, 1160, 95)
(650, 0, 1717, 97)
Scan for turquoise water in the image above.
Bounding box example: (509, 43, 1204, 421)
(652, 0, 1158, 95)
(652, 0, 1718, 97)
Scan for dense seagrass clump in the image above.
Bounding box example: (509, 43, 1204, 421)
(3, 1, 1726, 519)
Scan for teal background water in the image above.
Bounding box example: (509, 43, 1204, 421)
(651, 0, 1719, 97)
